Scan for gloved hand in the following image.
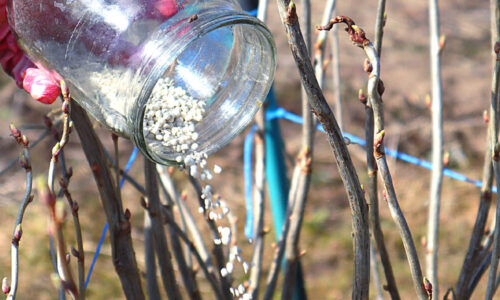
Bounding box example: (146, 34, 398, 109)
(0, 0, 60, 104)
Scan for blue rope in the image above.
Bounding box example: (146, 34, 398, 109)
(84, 147, 139, 290)
(243, 107, 496, 239)
(244, 125, 258, 239)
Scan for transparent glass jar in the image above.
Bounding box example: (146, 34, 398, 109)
(7, 0, 276, 164)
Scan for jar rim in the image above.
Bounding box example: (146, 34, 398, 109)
(131, 8, 276, 165)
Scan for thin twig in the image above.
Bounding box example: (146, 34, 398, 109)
(249, 132, 266, 298)
(158, 167, 213, 272)
(143, 210, 161, 300)
(144, 158, 182, 300)
(363, 1, 400, 299)
(263, 166, 300, 300)
(281, 148, 311, 300)
(161, 205, 224, 299)
(44, 88, 79, 299)
(187, 175, 232, 300)
(59, 179, 85, 300)
(281, 1, 315, 296)
(5, 129, 33, 300)
(370, 242, 385, 300)
(314, 0, 336, 90)
(71, 102, 145, 299)
(455, 134, 493, 299)
(156, 167, 201, 300)
(426, 0, 444, 296)
(318, 16, 427, 299)
(157, 166, 192, 268)
(362, 92, 400, 300)
(276, 3, 370, 298)
(0, 129, 51, 177)
(331, 5, 343, 131)
(248, 1, 269, 295)
(486, 5, 500, 300)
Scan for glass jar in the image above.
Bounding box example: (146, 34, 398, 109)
(7, 0, 276, 164)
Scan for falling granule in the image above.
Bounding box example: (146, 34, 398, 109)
(142, 78, 253, 300)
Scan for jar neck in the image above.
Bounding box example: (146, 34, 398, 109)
(130, 8, 274, 164)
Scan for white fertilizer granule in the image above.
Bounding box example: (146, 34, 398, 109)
(143, 78, 205, 156)
(143, 78, 253, 300)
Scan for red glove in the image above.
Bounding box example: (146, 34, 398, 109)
(0, 0, 60, 104)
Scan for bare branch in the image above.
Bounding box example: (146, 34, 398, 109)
(156, 166, 201, 300)
(5, 129, 33, 300)
(71, 102, 145, 300)
(157, 167, 213, 272)
(263, 166, 300, 300)
(275, 3, 370, 298)
(144, 158, 182, 300)
(426, 0, 445, 296)
(143, 211, 161, 300)
(249, 132, 266, 298)
(160, 205, 224, 299)
(318, 16, 427, 299)
(59, 179, 85, 300)
(486, 0, 500, 296)
(187, 175, 232, 300)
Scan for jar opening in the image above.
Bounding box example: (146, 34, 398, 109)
(141, 15, 275, 165)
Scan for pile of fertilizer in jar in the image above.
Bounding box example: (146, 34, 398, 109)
(143, 77, 218, 181)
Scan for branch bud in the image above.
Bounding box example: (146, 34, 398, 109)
(60, 80, 69, 100)
(10, 123, 22, 144)
(363, 58, 372, 73)
(52, 142, 61, 157)
(140, 197, 148, 209)
(484, 110, 490, 123)
(425, 94, 432, 109)
(21, 135, 29, 148)
(62, 101, 70, 114)
(71, 247, 80, 259)
(12, 224, 22, 246)
(358, 89, 367, 105)
(423, 277, 432, 299)
(124, 208, 131, 220)
(495, 41, 500, 55)
(439, 34, 446, 53)
(443, 151, 450, 167)
(18, 153, 31, 170)
(2, 277, 10, 295)
(377, 80, 385, 96)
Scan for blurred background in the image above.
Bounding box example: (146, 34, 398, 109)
(0, 0, 494, 299)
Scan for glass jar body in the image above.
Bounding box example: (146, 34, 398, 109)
(7, 0, 276, 164)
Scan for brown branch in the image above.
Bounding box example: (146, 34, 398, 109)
(187, 175, 232, 300)
(156, 166, 201, 300)
(276, 2, 370, 298)
(59, 178, 85, 300)
(143, 211, 161, 300)
(160, 205, 224, 299)
(318, 16, 428, 299)
(144, 159, 182, 300)
(71, 102, 145, 300)
(455, 133, 493, 299)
